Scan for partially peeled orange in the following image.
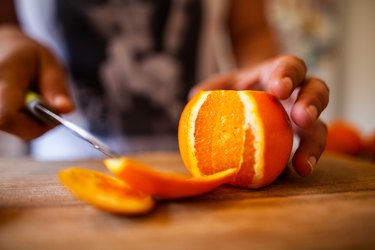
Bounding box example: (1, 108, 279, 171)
(178, 90, 293, 188)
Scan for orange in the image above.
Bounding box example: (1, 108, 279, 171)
(365, 131, 375, 160)
(59, 168, 154, 214)
(326, 121, 364, 156)
(178, 90, 293, 189)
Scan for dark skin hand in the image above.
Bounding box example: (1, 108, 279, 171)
(190, 0, 330, 177)
(0, 25, 74, 139)
(190, 56, 329, 177)
(0, 0, 74, 139)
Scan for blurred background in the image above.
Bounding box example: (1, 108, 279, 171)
(1, 0, 374, 159)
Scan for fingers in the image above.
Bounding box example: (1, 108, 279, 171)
(190, 55, 329, 178)
(188, 73, 236, 99)
(267, 55, 307, 99)
(206, 55, 308, 100)
(0, 28, 73, 140)
(0, 77, 50, 140)
(292, 120, 327, 177)
(0, 110, 51, 140)
(291, 77, 329, 129)
(38, 47, 74, 113)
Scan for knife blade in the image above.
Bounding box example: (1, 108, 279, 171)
(25, 91, 119, 158)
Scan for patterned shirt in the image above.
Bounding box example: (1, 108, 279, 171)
(18, 0, 230, 155)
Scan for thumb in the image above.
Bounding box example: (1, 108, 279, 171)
(38, 47, 74, 113)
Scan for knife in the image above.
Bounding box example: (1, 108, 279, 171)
(25, 91, 119, 158)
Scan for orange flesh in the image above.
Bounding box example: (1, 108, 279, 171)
(194, 91, 247, 175)
(233, 128, 256, 187)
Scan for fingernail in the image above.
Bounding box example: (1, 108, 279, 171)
(306, 105, 318, 121)
(269, 77, 292, 98)
(271, 77, 292, 98)
(282, 77, 293, 93)
(307, 156, 316, 174)
(53, 95, 73, 111)
(53, 95, 68, 105)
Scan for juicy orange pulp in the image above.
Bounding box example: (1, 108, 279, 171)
(179, 90, 293, 188)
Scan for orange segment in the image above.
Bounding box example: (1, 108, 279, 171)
(178, 90, 293, 189)
(178, 91, 210, 176)
(104, 157, 236, 199)
(194, 91, 245, 175)
(59, 168, 154, 214)
(237, 91, 264, 187)
(234, 128, 256, 187)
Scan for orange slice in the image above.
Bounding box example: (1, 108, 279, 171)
(104, 157, 236, 199)
(59, 168, 154, 214)
(178, 90, 293, 188)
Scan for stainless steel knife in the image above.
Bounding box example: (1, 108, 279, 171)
(25, 91, 119, 158)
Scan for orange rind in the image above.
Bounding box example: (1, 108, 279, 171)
(59, 168, 154, 214)
(104, 157, 236, 199)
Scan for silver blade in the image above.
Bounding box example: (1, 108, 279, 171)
(27, 98, 119, 158)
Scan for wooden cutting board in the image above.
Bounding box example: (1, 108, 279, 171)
(1, 152, 375, 250)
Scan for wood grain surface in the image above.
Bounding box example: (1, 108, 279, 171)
(1, 152, 375, 250)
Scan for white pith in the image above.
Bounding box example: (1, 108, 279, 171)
(238, 92, 264, 187)
(189, 92, 210, 176)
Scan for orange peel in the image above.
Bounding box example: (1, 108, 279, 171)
(104, 157, 236, 199)
(59, 168, 154, 214)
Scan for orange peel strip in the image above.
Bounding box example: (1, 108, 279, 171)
(59, 168, 155, 215)
(104, 157, 236, 199)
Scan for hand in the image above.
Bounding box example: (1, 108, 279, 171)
(190, 55, 329, 177)
(0, 25, 73, 140)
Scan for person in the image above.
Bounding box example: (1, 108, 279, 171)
(0, 0, 329, 177)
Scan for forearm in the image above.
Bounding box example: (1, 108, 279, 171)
(0, 0, 19, 25)
(228, 0, 278, 68)
(231, 26, 277, 68)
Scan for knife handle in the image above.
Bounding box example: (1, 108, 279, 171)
(25, 91, 60, 126)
